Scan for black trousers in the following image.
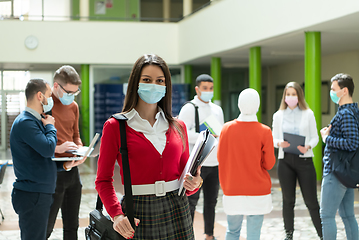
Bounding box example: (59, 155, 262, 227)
(12, 188, 53, 240)
(46, 167, 82, 240)
(277, 153, 322, 237)
(188, 166, 219, 236)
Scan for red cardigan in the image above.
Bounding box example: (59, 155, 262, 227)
(95, 117, 192, 218)
(217, 120, 275, 196)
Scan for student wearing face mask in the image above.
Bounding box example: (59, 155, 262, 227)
(272, 82, 322, 240)
(178, 74, 224, 240)
(320, 73, 359, 240)
(46, 66, 87, 240)
(10, 79, 64, 240)
(95, 54, 202, 239)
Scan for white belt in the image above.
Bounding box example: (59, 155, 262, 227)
(131, 179, 179, 197)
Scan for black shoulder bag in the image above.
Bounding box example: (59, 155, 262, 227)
(85, 114, 136, 240)
(184, 101, 200, 133)
(331, 111, 359, 188)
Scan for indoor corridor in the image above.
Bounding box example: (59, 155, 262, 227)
(0, 150, 358, 240)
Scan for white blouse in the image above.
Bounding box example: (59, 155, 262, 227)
(272, 108, 319, 159)
(282, 106, 302, 135)
(124, 108, 169, 154)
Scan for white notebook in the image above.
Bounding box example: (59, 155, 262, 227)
(199, 115, 223, 136)
(178, 130, 217, 196)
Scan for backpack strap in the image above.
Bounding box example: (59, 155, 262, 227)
(183, 101, 200, 133)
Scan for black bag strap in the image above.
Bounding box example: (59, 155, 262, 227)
(96, 113, 135, 229)
(184, 101, 200, 133)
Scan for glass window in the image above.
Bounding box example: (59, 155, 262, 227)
(93, 66, 132, 84)
(3, 71, 30, 91)
(0, 1, 11, 18)
(170, 68, 182, 84)
(0, 0, 30, 19)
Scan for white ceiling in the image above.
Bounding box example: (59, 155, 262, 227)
(185, 11, 359, 67)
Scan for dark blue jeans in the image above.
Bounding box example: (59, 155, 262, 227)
(12, 188, 53, 240)
(46, 167, 82, 240)
(188, 166, 219, 236)
(277, 153, 322, 237)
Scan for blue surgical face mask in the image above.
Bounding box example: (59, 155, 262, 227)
(59, 92, 75, 105)
(330, 89, 342, 104)
(200, 91, 213, 102)
(41, 95, 54, 113)
(137, 83, 166, 104)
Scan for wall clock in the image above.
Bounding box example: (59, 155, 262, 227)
(24, 35, 39, 50)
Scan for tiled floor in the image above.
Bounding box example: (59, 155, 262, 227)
(1, 153, 359, 239)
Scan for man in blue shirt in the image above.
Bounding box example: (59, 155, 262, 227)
(10, 79, 60, 240)
(320, 73, 359, 240)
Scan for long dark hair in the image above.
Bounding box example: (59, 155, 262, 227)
(279, 82, 308, 110)
(122, 54, 186, 148)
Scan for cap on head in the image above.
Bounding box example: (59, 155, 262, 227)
(238, 88, 260, 115)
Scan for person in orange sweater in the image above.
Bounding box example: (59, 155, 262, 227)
(46, 66, 86, 240)
(217, 88, 276, 240)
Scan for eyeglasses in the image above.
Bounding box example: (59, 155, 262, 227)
(58, 83, 81, 96)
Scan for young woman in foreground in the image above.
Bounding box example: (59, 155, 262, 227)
(95, 54, 202, 240)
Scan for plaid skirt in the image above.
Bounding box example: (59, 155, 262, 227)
(121, 190, 194, 240)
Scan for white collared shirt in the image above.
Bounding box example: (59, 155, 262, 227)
(123, 108, 169, 154)
(178, 96, 224, 166)
(282, 106, 302, 135)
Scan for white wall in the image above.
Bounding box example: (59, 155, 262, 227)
(2, 0, 359, 66)
(0, 21, 178, 65)
(30, 70, 54, 85)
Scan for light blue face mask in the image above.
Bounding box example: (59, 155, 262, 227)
(200, 91, 213, 102)
(59, 93, 75, 105)
(137, 83, 166, 104)
(41, 95, 54, 113)
(330, 90, 342, 104)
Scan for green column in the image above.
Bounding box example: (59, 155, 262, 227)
(184, 65, 192, 84)
(305, 32, 322, 180)
(249, 46, 262, 122)
(211, 57, 221, 105)
(81, 64, 90, 145)
(72, 0, 80, 20)
(184, 65, 194, 98)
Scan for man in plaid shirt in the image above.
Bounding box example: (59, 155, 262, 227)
(320, 73, 359, 240)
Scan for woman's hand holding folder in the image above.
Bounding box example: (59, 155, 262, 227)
(278, 141, 290, 148)
(183, 166, 202, 191)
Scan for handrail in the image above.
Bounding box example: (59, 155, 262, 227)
(0, 0, 221, 23)
(0, 15, 183, 22)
